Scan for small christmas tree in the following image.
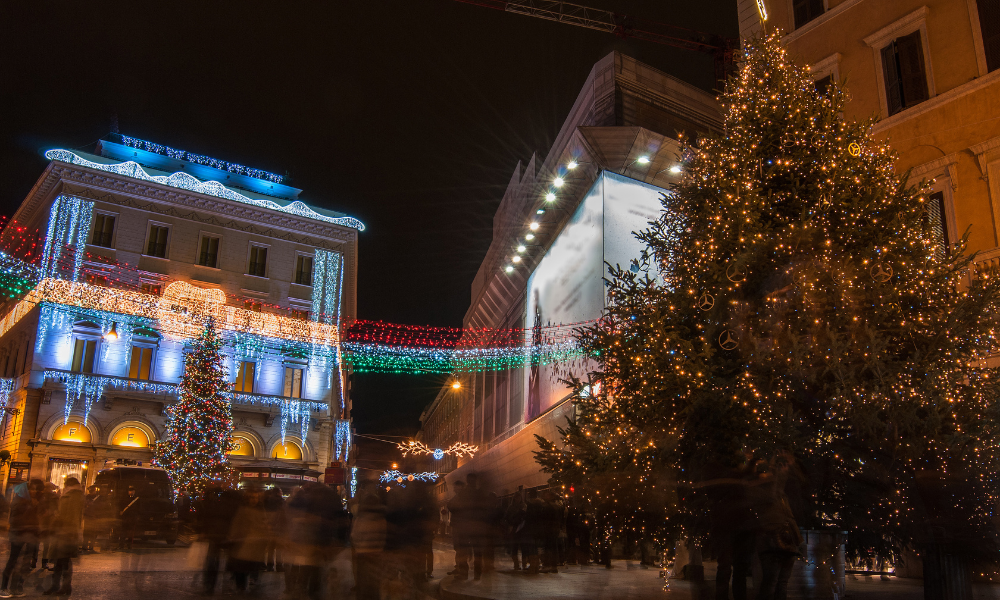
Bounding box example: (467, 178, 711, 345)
(153, 319, 238, 497)
(536, 32, 1000, 573)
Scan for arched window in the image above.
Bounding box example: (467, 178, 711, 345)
(110, 425, 150, 448)
(272, 441, 302, 460)
(52, 421, 92, 443)
(230, 435, 255, 457)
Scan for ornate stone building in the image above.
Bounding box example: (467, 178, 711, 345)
(0, 134, 359, 493)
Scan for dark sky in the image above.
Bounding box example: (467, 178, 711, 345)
(1, 1, 737, 437)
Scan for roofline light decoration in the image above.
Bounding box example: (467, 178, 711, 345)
(397, 440, 478, 459)
(45, 150, 365, 231)
(119, 135, 285, 184)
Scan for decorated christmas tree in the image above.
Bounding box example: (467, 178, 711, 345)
(536, 32, 1000, 573)
(153, 319, 238, 497)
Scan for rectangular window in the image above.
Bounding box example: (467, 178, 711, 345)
(927, 191, 951, 259)
(247, 246, 268, 277)
(71, 339, 97, 374)
(140, 282, 162, 296)
(235, 361, 255, 393)
(244, 300, 262, 312)
(881, 30, 929, 116)
(283, 367, 303, 399)
(981, 0, 1000, 72)
(146, 225, 169, 258)
(90, 214, 116, 248)
(814, 75, 833, 96)
(294, 255, 314, 286)
(289, 308, 309, 320)
(793, 0, 824, 29)
(128, 346, 153, 380)
(197, 236, 220, 268)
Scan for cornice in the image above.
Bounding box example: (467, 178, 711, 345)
(62, 183, 348, 252)
(56, 165, 357, 243)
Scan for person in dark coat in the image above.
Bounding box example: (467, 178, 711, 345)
(197, 486, 240, 595)
(351, 491, 386, 600)
(504, 491, 528, 570)
(228, 486, 269, 591)
(447, 481, 472, 579)
(283, 482, 350, 599)
(46, 477, 85, 595)
(1, 479, 45, 597)
(540, 491, 563, 573)
(523, 489, 545, 574)
(117, 486, 141, 551)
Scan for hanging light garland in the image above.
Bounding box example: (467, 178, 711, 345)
(379, 469, 439, 487)
(397, 440, 478, 459)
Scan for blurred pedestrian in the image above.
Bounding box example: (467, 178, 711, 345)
(446, 481, 472, 579)
(228, 486, 269, 591)
(197, 486, 239, 595)
(504, 490, 527, 570)
(45, 477, 84, 595)
(755, 456, 802, 600)
(523, 489, 545, 574)
(540, 491, 562, 573)
(0, 479, 45, 598)
(38, 483, 58, 570)
(284, 482, 350, 599)
(263, 487, 285, 572)
(351, 491, 386, 599)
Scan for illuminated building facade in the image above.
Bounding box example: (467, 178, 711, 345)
(0, 134, 359, 492)
(418, 52, 723, 499)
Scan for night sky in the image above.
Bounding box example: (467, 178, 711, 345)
(1, 1, 737, 437)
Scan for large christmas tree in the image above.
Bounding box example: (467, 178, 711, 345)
(153, 319, 238, 497)
(536, 33, 1000, 572)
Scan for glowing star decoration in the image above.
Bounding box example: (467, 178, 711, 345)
(379, 470, 439, 487)
(397, 440, 478, 458)
(44, 150, 365, 231)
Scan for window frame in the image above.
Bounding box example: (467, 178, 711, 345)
(70, 336, 100, 375)
(788, 0, 826, 31)
(246, 243, 270, 279)
(234, 360, 257, 394)
(143, 222, 171, 260)
(282, 362, 307, 399)
(908, 155, 960, 256)
(968, 0, 996, 76)
(128, 331, 159, 381)
(809, 52, 841, 94)
(293, 252, 315, 287)
(196, 232, 222, 270)
(89, 210, 118, 249)
(864, 7, 936, 119)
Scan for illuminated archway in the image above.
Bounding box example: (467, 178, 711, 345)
(52, 421, 92, 443)
(271, 441, 302, 460)
(110, 426, 150, 448)
(230, 435, 255, 457)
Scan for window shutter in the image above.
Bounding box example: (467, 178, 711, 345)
(980, 0, 1000, 72)
(793, 0, 824, 28)
(927, 192, 950, 259)
(897, 31, 929, 107)
(882, 43, 904, 115)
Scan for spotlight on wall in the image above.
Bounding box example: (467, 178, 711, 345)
(529, 222, 539, 231)
(525, 233, 535, 241)
(670, 165, 682, 173)
(517, 245, 526, 253)
(567, 160, 578, 169)
(553, 177, 565, 187)
(104, 322, 118, 342)
(505, 265, 514, 273)
(512, 256, 522, 263)
(545, 192, 556, 202)
(451, 380, 462, 390)
(637, 156, 650, 164)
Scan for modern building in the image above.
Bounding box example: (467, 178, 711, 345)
(737, 0, 999, 267)
(417, 51, 723, 500)
(0, 133, 360, 493)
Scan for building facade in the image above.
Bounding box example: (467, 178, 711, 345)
(737, 0, 1000, 265)
(417, 52, 723, 500)
(0, 134, 359, 493)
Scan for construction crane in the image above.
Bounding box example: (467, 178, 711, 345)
(446, 0, 737, 83)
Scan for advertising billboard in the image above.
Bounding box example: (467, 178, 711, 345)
(524, 171, 666, 421)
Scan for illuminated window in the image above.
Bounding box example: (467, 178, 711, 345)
(53, 421, 92, 443)
(111, 426, 149, 448)
(294, 255, 313, 286)
(235, 361, 255, 393)
(198, 235, 220, 269)
(283, 366, 304, 399)
(247, 245, 268, 277)
(146, 225, 169, 258)
(90, 213, 116, 248)
(128, 346, 154, 380)
(272, 441, 302, 460)
(230, 436, 255, 457)
(71, 339, 97, 374)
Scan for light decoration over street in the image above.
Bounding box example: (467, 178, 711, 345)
(379, 470, 440, 487)
(397, 440, 478, 459)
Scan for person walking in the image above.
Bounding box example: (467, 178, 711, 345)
(446, 481, 472, 579)
(523, 489, 545, 575)
(351, 491, 386, 600)
(1, 479, 45, 598)
(197, 486, 239, 596)
(117, 486, 141, 551)
(540, 491, 562, 574)
(45, 477, 85, 595)
(228, 486, 269, 591)
(503, 491, 527, 570)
